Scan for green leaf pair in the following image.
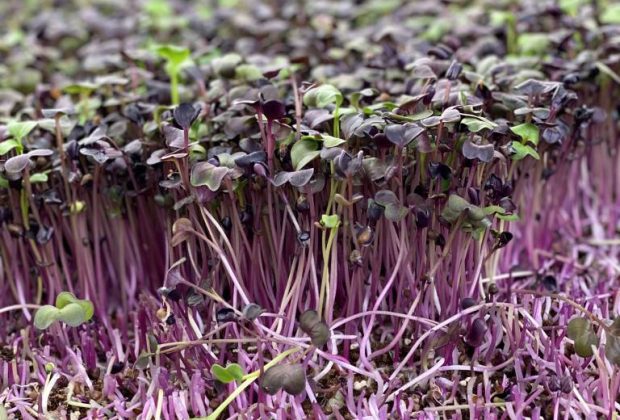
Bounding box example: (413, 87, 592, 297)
(441, 194, 491, 230)
(321, 214, 340, 229)
(517, 33, 550, 56)
(508, 120, 540, 162)
(190, 162, 230, 191)
(460, 116, 497, 133)
(0, 139, 21, 155)
(211, 53, 242, 79)
(566, 317, 599, 358)
(601, 3, 620, 24)
(154, 44, 191, 73)
(509, 141, 540, 161)
(34, 292, 94, 330)
(7, 120, 38, 142)
(303, 84, 343, 109)
(211, 363, 244, 384)
(510, 122, 539, 146)
(291, 138, 321, 171)
(483, 205, 520, 222)
(0, 121, 38, 156)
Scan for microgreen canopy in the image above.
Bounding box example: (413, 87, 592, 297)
(0, 0, 618, 417)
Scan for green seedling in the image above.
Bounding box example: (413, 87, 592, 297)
(34, 292, 94, 330)
(153, 44, 192, 105)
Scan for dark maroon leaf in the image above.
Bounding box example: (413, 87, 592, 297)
(146, 149, 167, 165)
(541, 275, 557, 291)
(445, 60, 463, 80)
(461, 298, 477, 310)
(173, 103, 200, 130)
(465, 318, 487, 347)
(421, 115, 441, 127)
(261, 100, 286, 121)
(164, 125, 185, 149)
(428, 162, 451, 180)
(216, 308, 236, 323)
(367, 200, 384, 223)
(462, 138, 494, 162)
(234, 151, 267, 168)
(304, 109, 332, 128)
(272, 169, 314, 187)
(3, 154, 31, 174)
(384, 123, 424, 148)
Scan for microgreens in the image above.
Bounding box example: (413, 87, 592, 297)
(0, 0, 619, 418)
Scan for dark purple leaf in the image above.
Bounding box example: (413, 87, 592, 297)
(465, 318, 487, 347)
(341, 113, 364, 139)
(559, 376, 573, 394)
(384, 123, 424, 148)
(146, 149, 167, 165)
(461, 298, 477, 310)
(261, 100, 286, 121)
(440, 107, 461, 123)
(495, 231, 513, 248)
(234, 151, 267, 168)
(216, 308, 237, 323)
(421, 115, 441, 127)
(514, 79, 558, 96)
(164, 125, 185, 149)
(542, 123, 568, 144)
(272, 169, 314, 187)
(428, 162, 451, 180)
(445, 60, 463, 80)
(4, 154, 32, 173)
(42, 107, 75, 118)
(173, 103, 200, 130)
(304, 109, 333, 128)
(541, 275, 557, 291)
(462, 138, 494, 162)
(367, 200, 384, 222)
